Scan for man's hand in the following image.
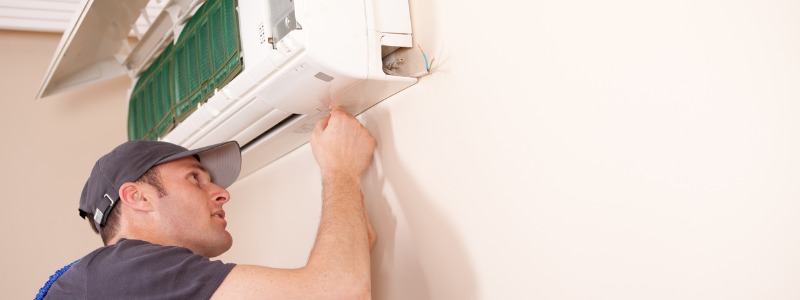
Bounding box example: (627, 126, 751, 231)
(310, 107, 377, 179)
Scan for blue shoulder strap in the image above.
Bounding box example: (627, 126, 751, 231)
(34, 260, 79, 300)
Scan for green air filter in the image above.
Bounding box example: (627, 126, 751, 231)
(127, 0, 242, 140)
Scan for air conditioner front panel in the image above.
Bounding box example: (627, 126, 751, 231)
(36, 0, 150, 99)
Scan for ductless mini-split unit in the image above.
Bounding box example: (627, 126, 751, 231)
(38, 0, 416, 177)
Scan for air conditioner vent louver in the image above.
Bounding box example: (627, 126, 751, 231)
(241, 113, 302, 152)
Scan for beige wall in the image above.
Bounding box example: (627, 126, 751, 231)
(0, 30, 131, 297)
(5, 0, 800, 299)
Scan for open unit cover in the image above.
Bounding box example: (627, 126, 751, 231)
(38, 0, 416, 177)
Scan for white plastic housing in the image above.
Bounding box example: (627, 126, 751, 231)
(38, 0, 415, 178)
(161, 0, 415, 177)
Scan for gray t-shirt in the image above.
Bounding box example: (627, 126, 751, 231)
(45, 238, 235, 299)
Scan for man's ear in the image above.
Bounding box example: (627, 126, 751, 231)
(119, 182, 154, 212)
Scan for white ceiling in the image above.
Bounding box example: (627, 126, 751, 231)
(0, 0, 165, 35)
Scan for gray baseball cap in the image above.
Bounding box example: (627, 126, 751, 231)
(79, 140, 241, 230)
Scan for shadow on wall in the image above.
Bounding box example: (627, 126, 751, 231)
(362, 108, 479, 300)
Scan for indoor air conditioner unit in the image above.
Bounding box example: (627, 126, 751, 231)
(37, 0, 416, 177)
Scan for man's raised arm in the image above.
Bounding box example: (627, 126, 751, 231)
(212, 107, 376, 299)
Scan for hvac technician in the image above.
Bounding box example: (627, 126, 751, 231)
(41, 107, 377, 299)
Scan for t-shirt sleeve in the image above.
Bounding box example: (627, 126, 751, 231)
(86, 240, 235, 299)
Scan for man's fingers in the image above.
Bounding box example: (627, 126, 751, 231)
(310, 106, 377, 178)
(314, 112, 332, 134)
(329, 106, 348, 115)
(324, 107, 358, 130)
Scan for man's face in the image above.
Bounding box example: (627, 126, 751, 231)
(150, 156, 233, 257)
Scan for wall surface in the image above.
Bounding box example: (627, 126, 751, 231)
(5, 0, 800, 299)
(0, 30, 131, 298)
(222, 0, 800, 299)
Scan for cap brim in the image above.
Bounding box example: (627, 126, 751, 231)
(157, 141, 242, 188)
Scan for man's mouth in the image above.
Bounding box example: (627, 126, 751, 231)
(211, 210, 226, 220)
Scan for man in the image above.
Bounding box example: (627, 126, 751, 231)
(43, 107, 377, 299)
